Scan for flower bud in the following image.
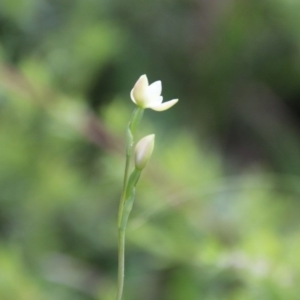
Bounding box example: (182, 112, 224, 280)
(134, 134, 155, 170)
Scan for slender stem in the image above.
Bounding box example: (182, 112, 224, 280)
(117, 108, 143, 228)
(116, 107, 144, 300)
(116, 153, 131, 300)
(116, 228, 126, 300)
(117, 154, 131, 227)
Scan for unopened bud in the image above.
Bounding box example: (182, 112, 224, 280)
(134, 134, 155, 170)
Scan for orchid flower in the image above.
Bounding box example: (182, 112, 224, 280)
(116, 74, 178, 300)
(130, 75, 178, 111)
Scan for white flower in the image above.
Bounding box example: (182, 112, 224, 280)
(134, 134, 155, 170)
(130, 75, 178, 111)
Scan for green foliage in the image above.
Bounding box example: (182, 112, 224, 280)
(1, 0, 300, 299)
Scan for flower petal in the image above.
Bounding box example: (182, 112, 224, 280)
(132, 74, 149, 107)
(149, 99, 178, 111)
(147, 81, 162, 99)
(146, 96, 163, 107)
(130, 89, 136, 104)
(135, 74, 149, 88)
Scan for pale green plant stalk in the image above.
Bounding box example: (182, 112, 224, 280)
(116, 108, 143, 300)
(115, 75, 178, 300)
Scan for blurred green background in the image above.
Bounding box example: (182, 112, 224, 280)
(1, 0, 300, 299)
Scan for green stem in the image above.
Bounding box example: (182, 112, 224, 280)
(116, 108, 144, 300)
(116, 149, 131, 300)
(116, 228, 126, 300)
(129, 107, 144, 136)
(117, 154, 131, 227)
(117, 108, 143, 228)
